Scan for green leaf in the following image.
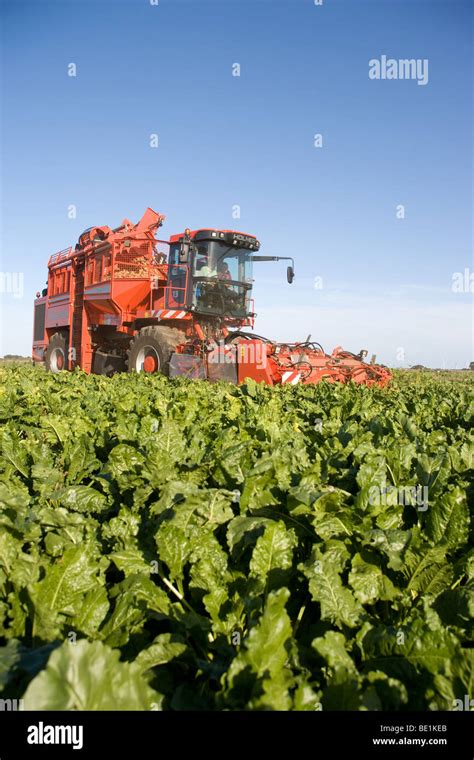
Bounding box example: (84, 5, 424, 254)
(109, 549, 151, 577)
(312, 631, 358, 680)
(300, 550, 363, 629)
(2, 427, 30, 478)
(134, 633, 188, 672)
(425, 488, 469, 550)
(23, 640, 162, 709)
(249, 521, 297, 592)
(363, 528, 412, 571)
(29, 543, 108, 640)
(357, 605, 459, 680)
(155, 523, 191, 583)
(364, 670, 408, 709)
(71, 586, 109, 638)
(433, 649, 474, 709)
(51, 485, 108, 514)
(30, 543, 107, 617)
(226, 515, 271, 557)
(403, 545, 453, 598)
(433, 581, 474, 633)
(101, 575, 170, 647)
(0, 639, 21, 688)
(224, 588, 293, 709)
(349, 553, 399, 604)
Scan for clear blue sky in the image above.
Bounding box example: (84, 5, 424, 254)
(1, 0, 472, 367)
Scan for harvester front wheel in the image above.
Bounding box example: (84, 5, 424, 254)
(45, 332, 68, 373)
(126, 326, 185, 376)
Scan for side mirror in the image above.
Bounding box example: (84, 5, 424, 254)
(287, 266, 295, 284)
(179, 241, 190, 263)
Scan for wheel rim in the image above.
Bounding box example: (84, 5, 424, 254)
(50, 347, 65, 372)
(136, 346, 160, 373)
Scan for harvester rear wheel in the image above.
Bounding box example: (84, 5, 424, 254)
(45, 332, 68, 373)
(126, 326, 185, 376)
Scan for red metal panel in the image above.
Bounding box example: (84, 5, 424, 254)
(45, 303, 70, 328)
(236, 339, 276, 384)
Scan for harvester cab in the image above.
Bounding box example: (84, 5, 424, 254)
(168, 229, 273, 322)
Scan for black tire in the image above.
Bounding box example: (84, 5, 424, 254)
(45, 332, 68, 373)
(126, 325, 185, 376)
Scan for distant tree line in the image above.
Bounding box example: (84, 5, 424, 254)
(410, 363, 474, 371)
(1, 355, 31, 360)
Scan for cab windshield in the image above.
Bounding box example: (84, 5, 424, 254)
(193, 241, 253, 283)
(192, 240, 254, 318)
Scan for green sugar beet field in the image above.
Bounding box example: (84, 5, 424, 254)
(0, 366, 472, 711)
